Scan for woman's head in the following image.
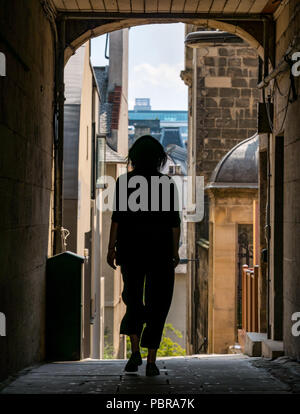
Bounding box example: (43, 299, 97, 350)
(128, 135, 167, 172)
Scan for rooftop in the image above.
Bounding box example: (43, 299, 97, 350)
(208, 133, 259, 189)
(185, 30, 244, 47)
(105, 143, 127, 164)
(129, 110, 188, 123)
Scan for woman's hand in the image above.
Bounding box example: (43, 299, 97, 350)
(107, 248, 117, 270)
(173, 253, 180, 268)
(172, 227, 180, 268)
(107, 222, 118, 270)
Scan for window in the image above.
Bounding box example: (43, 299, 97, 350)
(96, 134, 106, 188)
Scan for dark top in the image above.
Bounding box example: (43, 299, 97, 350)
(111, 169, 181, 265)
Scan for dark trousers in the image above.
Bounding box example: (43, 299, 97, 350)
(120, 258, 175, 349)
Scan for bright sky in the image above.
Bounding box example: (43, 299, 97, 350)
(91, 23, 187, 111)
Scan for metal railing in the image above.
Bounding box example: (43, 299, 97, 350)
(242, 264, 259, 332)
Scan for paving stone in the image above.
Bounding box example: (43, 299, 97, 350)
(1, 355, 298, 394)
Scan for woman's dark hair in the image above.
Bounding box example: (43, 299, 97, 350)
(128, 135, 167, 172)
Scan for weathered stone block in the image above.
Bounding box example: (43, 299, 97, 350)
(216, 118, 238, 128)
(252, 88, 260, 98)
(245, 108, 257, 117)
(247, 129, 257, 137)
(217, 57, 227, 66)
(203, 150, 213, 160)
(232, 78, 248, 87)
(220, 98, 234, 107)
(222, 129, 248, 139)
(245, 332, 267, 357)
(249, 78, 258, 88)
(204, 57, 215, 66)
(207, 128, 222, 138)
(220, 88, 240, 97)
(227, 67, 243, 77)
(243, 57, 258, 67)
(213, 149, 229, 160)
(206, 108, 221, 118)
(206, 138, 223, 148)
(204, 118, 215, 128)
(241, 88, 251, 97)
(238, 118, 257, 129)
(203, 160, 218, 173)
(218, 47, 236, 56)
(218, 67, 226, 76)
(204, 87, 219, 97)
(221, 108, 232, 118)
(237, 48, 258, 57)
(228, 58, 241, 67)
(205, 76, 232, 88)
(249, 68, 258, 77)
(205, 97, 218, 107)
(262, 340, 284, 359)
(236, 98, 250, 108)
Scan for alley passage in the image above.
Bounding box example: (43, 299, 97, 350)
(1, 354, 296, 394)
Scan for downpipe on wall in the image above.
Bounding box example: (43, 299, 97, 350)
(53, 18, 66, 255)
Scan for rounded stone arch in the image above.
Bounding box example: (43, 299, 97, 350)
(64, 18, 264, 65)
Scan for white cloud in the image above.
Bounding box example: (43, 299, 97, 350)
(132, 62, 184, 88)
(129, 62, 187, 110)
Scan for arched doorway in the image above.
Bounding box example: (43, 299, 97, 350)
(57, 15, 268, 359)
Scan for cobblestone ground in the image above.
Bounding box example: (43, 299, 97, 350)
(1, 354, 299, 395)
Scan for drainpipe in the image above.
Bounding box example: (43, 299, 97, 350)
(262, 18, 272, 339)
(54, 18, 65, 254)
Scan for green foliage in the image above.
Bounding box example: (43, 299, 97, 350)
(103, 342, 114, 359)
(126, 323, 186, 358)
(103, 327, 114, 359)
(157, 323, 186, 357)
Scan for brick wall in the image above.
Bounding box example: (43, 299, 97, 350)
(108, 85, 122, 130)
(195, 42, 260, 182)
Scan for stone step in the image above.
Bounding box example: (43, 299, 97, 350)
(262, 340, 284, 359)
(245, 332, 268, 357)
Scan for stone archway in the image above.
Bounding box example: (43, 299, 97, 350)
(64, 18, 266, 65)
(54, 17, 269, 253)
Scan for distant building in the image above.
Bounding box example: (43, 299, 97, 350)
(160, 127, 185, 149)
(129, 105, 188, 147)
(206, 134, 259, 354)
(94, 29, 129, 360)
(181, 27, 261, 355)
(134, 98, 151, 111)
(161, 146, 188, 349)
(163, 144, 187, 176)
(63, 41, 104, 360)
(63, 30, 129, 361)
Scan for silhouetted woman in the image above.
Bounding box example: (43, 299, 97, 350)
(107, 135, 181, 376)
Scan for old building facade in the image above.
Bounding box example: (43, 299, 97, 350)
(62, 31, 129, 360)
(181, 29, 261, 353)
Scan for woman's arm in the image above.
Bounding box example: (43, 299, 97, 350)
(172, 226, 181, 268)
(107, 221, 118, 269)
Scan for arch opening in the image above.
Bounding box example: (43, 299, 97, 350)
(64, 18, 265, 65)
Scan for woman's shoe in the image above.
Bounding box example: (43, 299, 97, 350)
(146, 362, 160, 376)
(124, 351, 143, 372)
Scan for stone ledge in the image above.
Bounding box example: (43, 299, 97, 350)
(245, 332, 268, 357)
(262, 340, 284, 359)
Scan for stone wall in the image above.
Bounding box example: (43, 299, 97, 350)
(194, 40, 260, 182)
(187, 35, 260, 354)
(0, 0, 54, 381)
(272, 2, 300, 360)
(208, 189, 257, 354)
